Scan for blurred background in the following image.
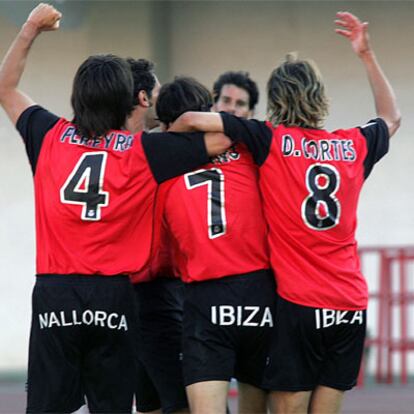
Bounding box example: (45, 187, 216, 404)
(0, 0, 413, 411)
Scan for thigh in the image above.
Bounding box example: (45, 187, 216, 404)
(182, 287, 236, 386)
(82, 279, 137, 413)
(269, 390, 311, 414)
(183, 270, 276, 388)
(309, 385, 344, 414)
(27, 279, 84, 414)
(237, 382, 268, 414)
(136, 280, 188, 413)
(186, 380, 229, 414)
(234, 272, 276, 388)
(135, 359, 161, 413)
(143, 350, 188, 413)
(263, 296, 323, 391)
(264, 297, 367, 393)
(320, 309, 367, 390)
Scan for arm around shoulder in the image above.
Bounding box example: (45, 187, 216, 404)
(204, 132, 232, 156)
(169, 111, 224, 133)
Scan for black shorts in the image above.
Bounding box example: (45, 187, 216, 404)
(134, 278, 188, 414)
(27, 274, 137, 414)
(182, 269, 276, 388)
(263, 295, 366, 392)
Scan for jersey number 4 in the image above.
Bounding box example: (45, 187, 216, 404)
(301, 164, 341, 230)
(184, 168, 226, 239)
(60, 152, 109, 221)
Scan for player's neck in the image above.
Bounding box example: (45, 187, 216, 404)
(125, 107, 146, 134)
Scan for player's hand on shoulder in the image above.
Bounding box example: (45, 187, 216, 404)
(335, 11, 372, 58)
(27, 3, 62, 32)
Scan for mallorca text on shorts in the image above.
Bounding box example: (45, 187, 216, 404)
(38, 310, 128, 331)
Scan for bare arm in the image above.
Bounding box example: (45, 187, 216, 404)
(335, 11, 401, 137)
(0, 3, 61, 125)
(169, 112, 225, 133)
(204, 132, 232, 156)
(168, 112, 231, 155)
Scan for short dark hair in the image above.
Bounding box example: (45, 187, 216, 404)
(71, 54, 134, 139)
(126, 58, 156, 105)
(213, 71, 259, 110)
(156, 76, 213, 125)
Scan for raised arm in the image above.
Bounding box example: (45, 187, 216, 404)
(0, 3, 61, 125)
(169, 112, 225, 133)
(335, 11, 401, 137)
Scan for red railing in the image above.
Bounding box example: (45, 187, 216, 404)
(358, 246, 414, 385)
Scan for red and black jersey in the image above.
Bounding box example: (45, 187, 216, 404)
(158, 144, 270, 283)
(129, 175, 181, 284)
(16, 105, 210, 276)
(129, 221, 179, 283)
(221, 113, 390, 310)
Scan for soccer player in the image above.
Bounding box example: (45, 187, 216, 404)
(213, 70, 269, 413)
(125, 59, 189, 414)
(156, 76, 275, 414)
(125, 58, 161, 133)
(170, 12, 401, 414)
(213, 71, 259, 118)
(0, 4, 231, 413)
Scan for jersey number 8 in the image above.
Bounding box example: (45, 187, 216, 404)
(301, 164, 341, 231)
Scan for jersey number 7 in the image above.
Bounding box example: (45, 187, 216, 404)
(184, 168, 227, 239)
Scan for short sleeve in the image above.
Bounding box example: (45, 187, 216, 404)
(358, 118, 390, 179)
(220, 112, 272, 166)
(142, 131, 210, 183)
(16, 105, 60, 174)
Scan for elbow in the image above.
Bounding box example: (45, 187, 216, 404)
(0, 82, 13, 105)
(207, 133, 232, 156)
(394, 112, 402, 130)
(388, 111, 402, 138)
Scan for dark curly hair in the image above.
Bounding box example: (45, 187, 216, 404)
(126, 58, 157, 105)
(213, 71, 259, 110)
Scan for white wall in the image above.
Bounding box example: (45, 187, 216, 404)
(0, 0, 413, 371)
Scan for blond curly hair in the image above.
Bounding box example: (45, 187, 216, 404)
(267, 53, 329, 129)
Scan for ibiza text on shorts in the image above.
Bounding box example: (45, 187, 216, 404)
(210, 305, 274, 327)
